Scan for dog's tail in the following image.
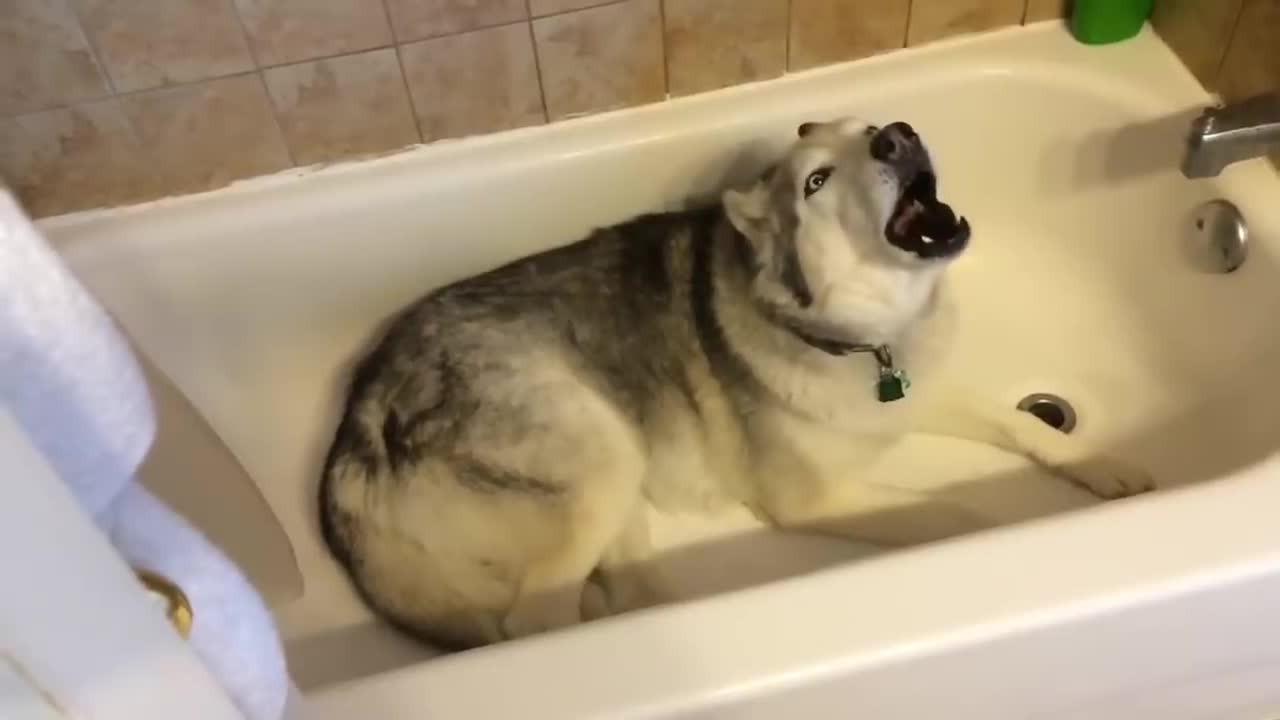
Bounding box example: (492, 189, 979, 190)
(318, 399, 384, 567)
(318, 353, 511, 650)
(318, 332, 414, 564)
(319, 333, 450, 560)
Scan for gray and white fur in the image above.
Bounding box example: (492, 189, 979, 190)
(320, 118, 1153, 649)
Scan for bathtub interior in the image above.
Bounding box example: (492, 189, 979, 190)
(44, 24, 1280, 690)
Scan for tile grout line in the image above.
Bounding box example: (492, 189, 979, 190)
(61, 0, 148, 177)
(657, 0, 671, 100)
(0, 6, 624, 123)
(393, 45, 426, 142)
(525, 1, 552, 125)
(903, 0, 914, 49)
(1212, 0, 1249, 92)
(784, 0, 793, 74)
(62, 0, 120, 99)
(494, 1, 631, 29)
(224, 0, 297, 167)
(378, 0, 427, 145)
(531, 0, 628, 20)
(10, 0, 1031, 150)
(57, 0, 151, 180)
(7, 46, 404, 121)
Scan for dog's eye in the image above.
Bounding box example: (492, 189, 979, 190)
(804, 167, 833, 197)
(864, 125, 879, 137)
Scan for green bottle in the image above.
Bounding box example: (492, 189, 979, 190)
(1071, 0, 1155, 45)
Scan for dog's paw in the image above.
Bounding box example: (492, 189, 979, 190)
(1053, 456, 1155, 499)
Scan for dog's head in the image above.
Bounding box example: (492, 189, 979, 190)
(725, 117, 970, 266)
(721, 117, 970, 337)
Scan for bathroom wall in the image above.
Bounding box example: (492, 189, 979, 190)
(1154, 0, 1279, 105)
(1, 0, 1068, 218)
(1153, 0, 1279, 165)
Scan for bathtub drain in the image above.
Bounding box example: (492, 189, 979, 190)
(1016, 393, 1077, 434)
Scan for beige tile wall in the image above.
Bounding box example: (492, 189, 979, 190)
(1153, 0, 1279, 165)
(2, 0, 1066, 217)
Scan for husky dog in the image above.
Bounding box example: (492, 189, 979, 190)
(320, 118, 1153, 649)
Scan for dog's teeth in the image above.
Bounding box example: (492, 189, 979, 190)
(922, 236, 933, 244)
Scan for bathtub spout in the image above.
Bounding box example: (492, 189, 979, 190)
(1183, 92, 1280, 178)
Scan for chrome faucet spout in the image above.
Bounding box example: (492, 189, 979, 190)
(1182, 92, 1280, 179)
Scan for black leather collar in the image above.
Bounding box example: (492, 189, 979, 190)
(779, 322, 908, 402)
(786, 325, 880, 358)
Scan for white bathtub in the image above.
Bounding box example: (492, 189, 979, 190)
(46, 22, 1280, 718)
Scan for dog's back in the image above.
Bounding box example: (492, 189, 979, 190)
(320, 206, 743, 648)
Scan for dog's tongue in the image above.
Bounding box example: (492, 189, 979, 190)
(893, 195, 963, 242)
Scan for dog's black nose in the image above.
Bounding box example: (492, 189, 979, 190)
(870, 122, 918, 162)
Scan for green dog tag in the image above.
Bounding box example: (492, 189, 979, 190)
(876, 369, 910, 403)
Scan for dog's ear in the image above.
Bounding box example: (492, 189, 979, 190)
(723, 181, 770, 239)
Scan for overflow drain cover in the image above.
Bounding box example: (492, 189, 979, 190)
(1017, 393, 1077, 434)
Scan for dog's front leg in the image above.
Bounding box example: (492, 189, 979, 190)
(904, 389, 1154, 499)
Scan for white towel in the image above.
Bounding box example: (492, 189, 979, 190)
(0, 191, 289, 720)
(108, 484, 289, 720)
(0, 196, 151, 517)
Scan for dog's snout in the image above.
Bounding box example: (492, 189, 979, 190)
(870, 122, 919, 162)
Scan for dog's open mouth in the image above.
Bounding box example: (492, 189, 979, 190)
(886, 172, 970, 259)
